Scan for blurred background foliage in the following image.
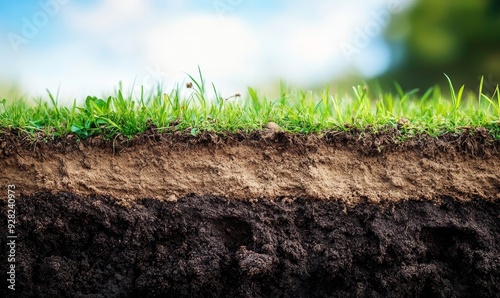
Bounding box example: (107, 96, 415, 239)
(0, 0, 499, 99)
(380, 0, 500, 93)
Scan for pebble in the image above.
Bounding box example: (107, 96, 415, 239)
(265, 122, 281, 131)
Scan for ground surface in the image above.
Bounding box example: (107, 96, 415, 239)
(1, 128, 500, 297)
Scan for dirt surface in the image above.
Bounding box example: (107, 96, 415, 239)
(1, 129, 500, 297)
(1, 194, 499, 297)
(1, 129, 500, 204)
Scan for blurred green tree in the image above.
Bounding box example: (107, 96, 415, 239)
(382, 0, 500, 93)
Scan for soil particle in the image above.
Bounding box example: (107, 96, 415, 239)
(1, 193, 499, 297)
(236, 246, 277, 277)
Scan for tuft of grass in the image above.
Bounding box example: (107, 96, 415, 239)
(0, 74, 499, 140)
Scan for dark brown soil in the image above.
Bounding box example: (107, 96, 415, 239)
(1, 194, 500, 297)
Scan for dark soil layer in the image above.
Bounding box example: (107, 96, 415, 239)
(1, 193, 500, 298)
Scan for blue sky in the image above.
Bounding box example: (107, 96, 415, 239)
(0, 0, 413, 100)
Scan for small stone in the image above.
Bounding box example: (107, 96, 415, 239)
(265, 122, 281, 131)
(166, 194, 178, 202)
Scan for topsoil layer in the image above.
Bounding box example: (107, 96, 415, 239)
(1, 128, 500, 297)
(1, 128, 500, 204)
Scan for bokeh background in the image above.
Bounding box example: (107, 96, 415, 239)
(0, 0, 499, 101)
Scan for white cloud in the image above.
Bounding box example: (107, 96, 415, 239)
(143, 14, 259, 94)
(16, 43, 135, 102)
(6, 0, 413, 99)
(65, 0, 151, 33)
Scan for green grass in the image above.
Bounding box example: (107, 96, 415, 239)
(1, 70, 499, 140)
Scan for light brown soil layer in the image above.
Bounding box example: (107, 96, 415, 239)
(1, 129, 499, 204)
